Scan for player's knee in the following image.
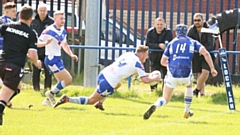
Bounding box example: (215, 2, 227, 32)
(202, 69, 210, 75)
(64, 76, 72, 86)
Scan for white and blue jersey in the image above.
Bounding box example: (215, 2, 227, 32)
(97, 52, 146, 96)
(0, 15, 14, 50)
(163, 35, 204, 78)
(39, 24, 67, 74)
(39, 24, 67, 56)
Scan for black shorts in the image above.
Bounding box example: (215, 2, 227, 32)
(192, 54, 210, 73)
(0, 62, 23, 91)
(151, 60, 167, 79)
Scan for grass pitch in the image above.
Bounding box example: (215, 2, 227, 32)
(0, 83, 240, 135)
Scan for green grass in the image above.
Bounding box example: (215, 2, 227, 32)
(1, 83, 240, 135)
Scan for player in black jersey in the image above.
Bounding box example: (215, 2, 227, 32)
(0, 5, 42, 125)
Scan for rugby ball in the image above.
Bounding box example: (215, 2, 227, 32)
(149, 70, 161, 86)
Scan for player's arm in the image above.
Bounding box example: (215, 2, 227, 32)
(28, 31, 41, 69)
(160, 45, 170, 67)
(37, 38, 53, 47)
(136, 62, 161, 84)
(161, 57, 168, 67)
(199, 47, 218, 77)
(141, 76, 160, 84)
(61, 41, 78, 61)
(37, 30, 53, 48)
(28, 49, 41, 69)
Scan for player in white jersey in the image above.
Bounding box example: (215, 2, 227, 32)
(53, 45, 161, 110)
(143, 24, 218, 120)
(38, 11, 78, 107)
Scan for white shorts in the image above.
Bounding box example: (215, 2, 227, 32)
(164, 71, 193, 88)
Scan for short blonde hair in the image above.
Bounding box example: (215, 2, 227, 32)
(3, 2, 16, 10)
(54, 11, 65, 17)
(136, 45, 149, 53)
(155, 17, 165, 23)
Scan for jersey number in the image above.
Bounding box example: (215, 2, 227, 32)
(118, 59, 127, 67)
(175, 43, 186, 53)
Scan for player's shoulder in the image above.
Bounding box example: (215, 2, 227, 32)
(41, 24, 54, 33)
(146, 27, 155, 34)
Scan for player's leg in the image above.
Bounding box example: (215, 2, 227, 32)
(94, 82, 121, 111)
(0, 85, 15, 125)
(143, 74, 176, 120)
(7, 83, 22, 108)
(54, 74, 115, 108)
(43, 56, 72, 106)
(45, 69, 72, 106)
(200, 83, 205, 96)
(0, 63, 23, 125)
(183, 76, 194, 118)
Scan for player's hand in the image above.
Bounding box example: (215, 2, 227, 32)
(153, 74, 161, 81)
(211, 69, 218, 77)
(114, 83, 121, 90)
(71, 54, 78, 62)
(159, 43, 166, 50)
(35, 60, 42, 69)
(45, 38, 53, 45)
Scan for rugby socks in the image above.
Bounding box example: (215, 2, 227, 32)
(184, 88, 193, 113)
(154, 97, 166, 108)
(68, 97, 88, 104)
(0, 100, 6, 125)
(9, 89, 20, 101)
(51, 81, 66, 94)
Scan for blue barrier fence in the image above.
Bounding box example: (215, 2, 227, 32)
(1, 0, 240, 73)
(68, 45, 240, 88)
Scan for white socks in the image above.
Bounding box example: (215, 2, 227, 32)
(184, 88, 193, 112)
(154, 97, 166, 108)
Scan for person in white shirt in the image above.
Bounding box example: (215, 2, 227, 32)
(53, 45, 161, 110)
(38, 11, 78, 107)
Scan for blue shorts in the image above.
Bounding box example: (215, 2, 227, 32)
(96, 73, 114, 97)
(44, 56, 65, 75)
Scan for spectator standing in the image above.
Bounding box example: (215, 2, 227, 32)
(30, 3, 54, 91)
(187, 13, 215, 97)
(145, 17, 173, 92)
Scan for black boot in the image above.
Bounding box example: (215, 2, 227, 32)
(193, 89, 200, 97)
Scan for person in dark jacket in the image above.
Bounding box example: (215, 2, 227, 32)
(187, 13, 215, 97)
(30, 3, 54, 91)
(145, 17, 173, 92)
